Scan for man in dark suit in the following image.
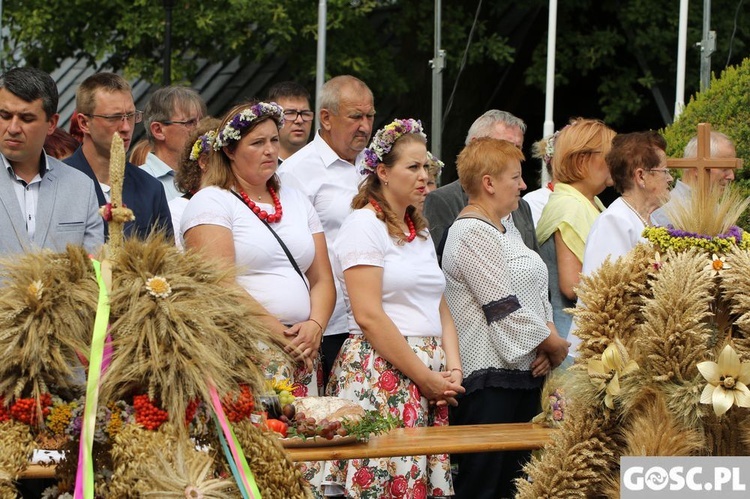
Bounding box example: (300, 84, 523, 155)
(0, 67, 103, 256)
(424, 110, 538, 261)
(65, 72, 173, 241)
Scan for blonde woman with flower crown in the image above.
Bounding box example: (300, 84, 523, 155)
(318, 119, 464, 498)
(181, 101, 335, 399)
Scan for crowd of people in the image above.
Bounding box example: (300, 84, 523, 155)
(0, 65, 741, 498)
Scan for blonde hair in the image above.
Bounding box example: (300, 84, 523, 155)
(457, 137, 525, 198)
(352, 133, 428, 243)
(202, 102, 281, 192)
(552, 118, 616, 184)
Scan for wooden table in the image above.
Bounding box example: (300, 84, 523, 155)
(285, 423, 554, 461)
(20, 423, 554, 479)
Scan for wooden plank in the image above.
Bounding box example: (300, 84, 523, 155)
(19, 423, 555, 480)
(285, 423, 554, 461)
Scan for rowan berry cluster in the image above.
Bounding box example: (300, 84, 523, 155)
(222, 385, 255, 423)
(9, 393, 52, 426)
(133, 394, 169, 431)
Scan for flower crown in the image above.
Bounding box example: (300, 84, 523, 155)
(362, 118, 427, 174)
(213, 102, 285, 150)
(189, 130, 218, 161)
(426, 151, 444, 176)
(542, 130, 560, 168)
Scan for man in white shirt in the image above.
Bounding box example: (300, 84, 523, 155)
(651, 131, 737, 226)
(266, 81, 313, 162)
(0, 67, 103, 256)
(279, 75, 375, 387)
(141, 86, 206, 200)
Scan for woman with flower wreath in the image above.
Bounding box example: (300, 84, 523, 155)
(181, 101, 335, 397)
(321, 118, 464, 498)
(535, 118, 616, 339)
(168, 116, 220, 250)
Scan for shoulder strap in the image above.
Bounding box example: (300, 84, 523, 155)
(230, 190, 309, 291)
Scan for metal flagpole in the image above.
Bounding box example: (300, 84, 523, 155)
(542, 0, 558, 185)
(430, 0, 445, 162)
(315, 0, 327, 133)
(674, 0, 689, 120)
(699, 0, 716, 91)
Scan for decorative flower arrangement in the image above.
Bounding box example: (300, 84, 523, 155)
(643, 225, 750, 254)
(697, 344, 750, 417)
(542, 130, 560, 168)
(587, 339, 639, 410)
(213, 102, 284, 149)
(362, 118, 426, 174)
(704, 253, 731, 276)
(189, 129, 217, 161)
(426, 151, 444, 177)
(145, 275, 172, 299)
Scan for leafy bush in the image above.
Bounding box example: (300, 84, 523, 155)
(662, 57, 750, 228)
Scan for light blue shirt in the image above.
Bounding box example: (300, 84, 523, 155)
(141, 152, 180, 201)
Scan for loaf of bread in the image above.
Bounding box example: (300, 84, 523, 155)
(292, 396, 365, 422)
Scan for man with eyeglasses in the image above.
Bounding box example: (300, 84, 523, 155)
(424, 109, 539, 263)
(141, 86, 207, 200)
(65, 72, 173, 242)
(278, 75, 375, 389)
(651, 131, 737, 226)
(0, 67, 103, 256)
(266, 81, 313, 162)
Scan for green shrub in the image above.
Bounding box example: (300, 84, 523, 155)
(661, 57, 750, 229)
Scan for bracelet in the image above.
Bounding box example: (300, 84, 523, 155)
(450, 368, 463, 375)
(308, 318, 323, 332)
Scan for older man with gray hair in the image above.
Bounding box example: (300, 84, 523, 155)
(279, 74, 375, 387)
(651, 131, 737, 226)
(424, 110, 538, 260)
(141, 85, 206, 201)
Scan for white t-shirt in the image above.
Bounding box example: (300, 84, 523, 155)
(181, 185, 323, 325)
(569, 197, 647, 356)
(581, 197, 647, 276)
(523, 186, 553, 228)
(333, 209, 445, 337)
(168, 196, 188, 250)
(279, 131, 366, 336)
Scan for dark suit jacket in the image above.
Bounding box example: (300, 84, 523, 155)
(424, 179, 539, 258)
(64, 146, 174, 242)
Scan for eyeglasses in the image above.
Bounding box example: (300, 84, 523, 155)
(282, 109, 315, 122)
(161, 117, 200, 128)
(649, 168, 673, 178)
(85, 111, 143, 124)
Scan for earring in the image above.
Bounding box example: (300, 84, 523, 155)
(384, 181, 389, 186)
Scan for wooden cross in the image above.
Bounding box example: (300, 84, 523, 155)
(666, 123, 743, 194)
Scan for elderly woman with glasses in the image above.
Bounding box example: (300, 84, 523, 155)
(535, 118, 616, 339)
(581, 131, 672, 274)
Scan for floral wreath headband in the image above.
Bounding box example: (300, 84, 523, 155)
(427, 151, 444, 176)
(189, 130, 218, 161)
(362, 118, 427, 174)
(542, 130, 561, 168)
(213, 102, 285, 150)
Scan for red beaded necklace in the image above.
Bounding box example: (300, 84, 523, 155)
(239, 185, 283, 223)
(369, 198, 417, 242)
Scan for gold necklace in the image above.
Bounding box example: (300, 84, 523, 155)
(620, 197, 650, 227)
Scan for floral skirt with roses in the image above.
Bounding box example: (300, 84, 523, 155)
(309, 334, 453, 499)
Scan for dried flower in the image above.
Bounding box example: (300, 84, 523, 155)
(27, 279, 43, 300)
(704, 253, 731, 276)
(362, 118, 426, 174)
(214, 102, 284, 149)
(145, 276, 172, 299)
(588, 339, 639, 409)
(698, 344, 750, 417)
